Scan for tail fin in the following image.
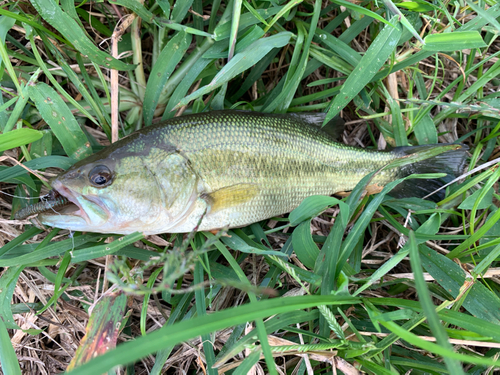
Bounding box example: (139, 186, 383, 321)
(389, 144, 469, 202)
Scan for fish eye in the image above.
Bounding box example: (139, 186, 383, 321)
(89, 165, 113, 187)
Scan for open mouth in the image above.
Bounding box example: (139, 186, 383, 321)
(14, 182, 108, 224)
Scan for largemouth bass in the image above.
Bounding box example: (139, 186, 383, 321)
(15, 111, 467, 234)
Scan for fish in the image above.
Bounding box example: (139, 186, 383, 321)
(14, 110, 467, 235)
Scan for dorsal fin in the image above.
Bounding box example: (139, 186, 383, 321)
(288, 113, 345, 140)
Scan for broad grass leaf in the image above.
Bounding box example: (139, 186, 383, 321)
(314, 29, 360, 67)
(0, 227, 42, 259)
(0, 267, 24, 330)
(413, 113, 438, 145)
(335, 172, 448, 278)
(28, 33, 98, 126)
(0, 317, 22, 375)
(27, 82, 92, 160)
(70, 233, 144, 263)
(0, 128, 42, 152)
(423, 31, 487, 51)
(289, 195, 345, 226)
(221, 230, 285, 257)
(292, 220, 319, 269)
(408, 232, 464, 374)
(458, 187, 494, 210)
(375, 314, 500, 367)
(458, 2, 500, 31)
(143, 31, 191, 125)
(29, 0, 132, 70)
(67, 293, 128, 371)
(420, 245, 500, 324)
(325, 16, 401, 123)
(174, 32, 292, 108)
(456, 58, 500, 103)
(109, 0, 155, 23)
(387, 94, 408, 146)
(229, 48, 280, 102)
(171, 0, 195, 23)
(473, 242, 500, 277)
(354, 245, 410, 296)
(3, 81, 30, 133)
(203, 25, 265, 59)
(29, 130, 53, 159)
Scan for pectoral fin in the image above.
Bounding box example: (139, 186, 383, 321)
(204, 183, 259, 213)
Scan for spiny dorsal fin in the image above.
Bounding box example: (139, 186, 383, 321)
(289, 113, 345, 140)
(204, 183, 259, 213)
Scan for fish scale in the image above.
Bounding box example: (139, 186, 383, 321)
(163, 112, 397, 230)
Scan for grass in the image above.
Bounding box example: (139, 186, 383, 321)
(0, 0, 499, 373)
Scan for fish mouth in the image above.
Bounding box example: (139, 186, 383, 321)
(31, 181, 109, 227)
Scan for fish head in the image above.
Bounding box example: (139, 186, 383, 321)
(38, 152, 163, 234)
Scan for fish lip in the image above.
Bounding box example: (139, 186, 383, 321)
(50, 181, 109, 223)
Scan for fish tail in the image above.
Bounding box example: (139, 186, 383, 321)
(389, 143, 469, 202)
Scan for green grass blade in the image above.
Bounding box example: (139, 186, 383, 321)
(109, 0, 155, 23)
(174, 32, 292, 109)
(0, 234, 103, 267)
(408, 231, 464, 374)
(423, 31, 487, 51)
(0, 156, 75, 182)
(0, 128, 42, 152)
(27, 82, 93, 160)
(288, 195, 344, 226)
(292, 220, 319, 269)
(143, 30, 191, 125)
(0, 266, 24, 330)
(412, 113, 438, 145)
(194, 262, 218, 375)
(0, 316, 22, 375)
(228, 0, 242, 60)
(377, 318, 500, 367)
(213, 7, 281, 41)
(466, 0, 500, 33)
(420, 245, 500, 324)
(29, 0, 133, 70)
(69, 233, 144, 263)
(170, 0, 195, 23)
(331, 0, 396, 28)
(232, 350, 261, 375)
(324, 16, 401, 124)
(28, 32, 98, 125)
